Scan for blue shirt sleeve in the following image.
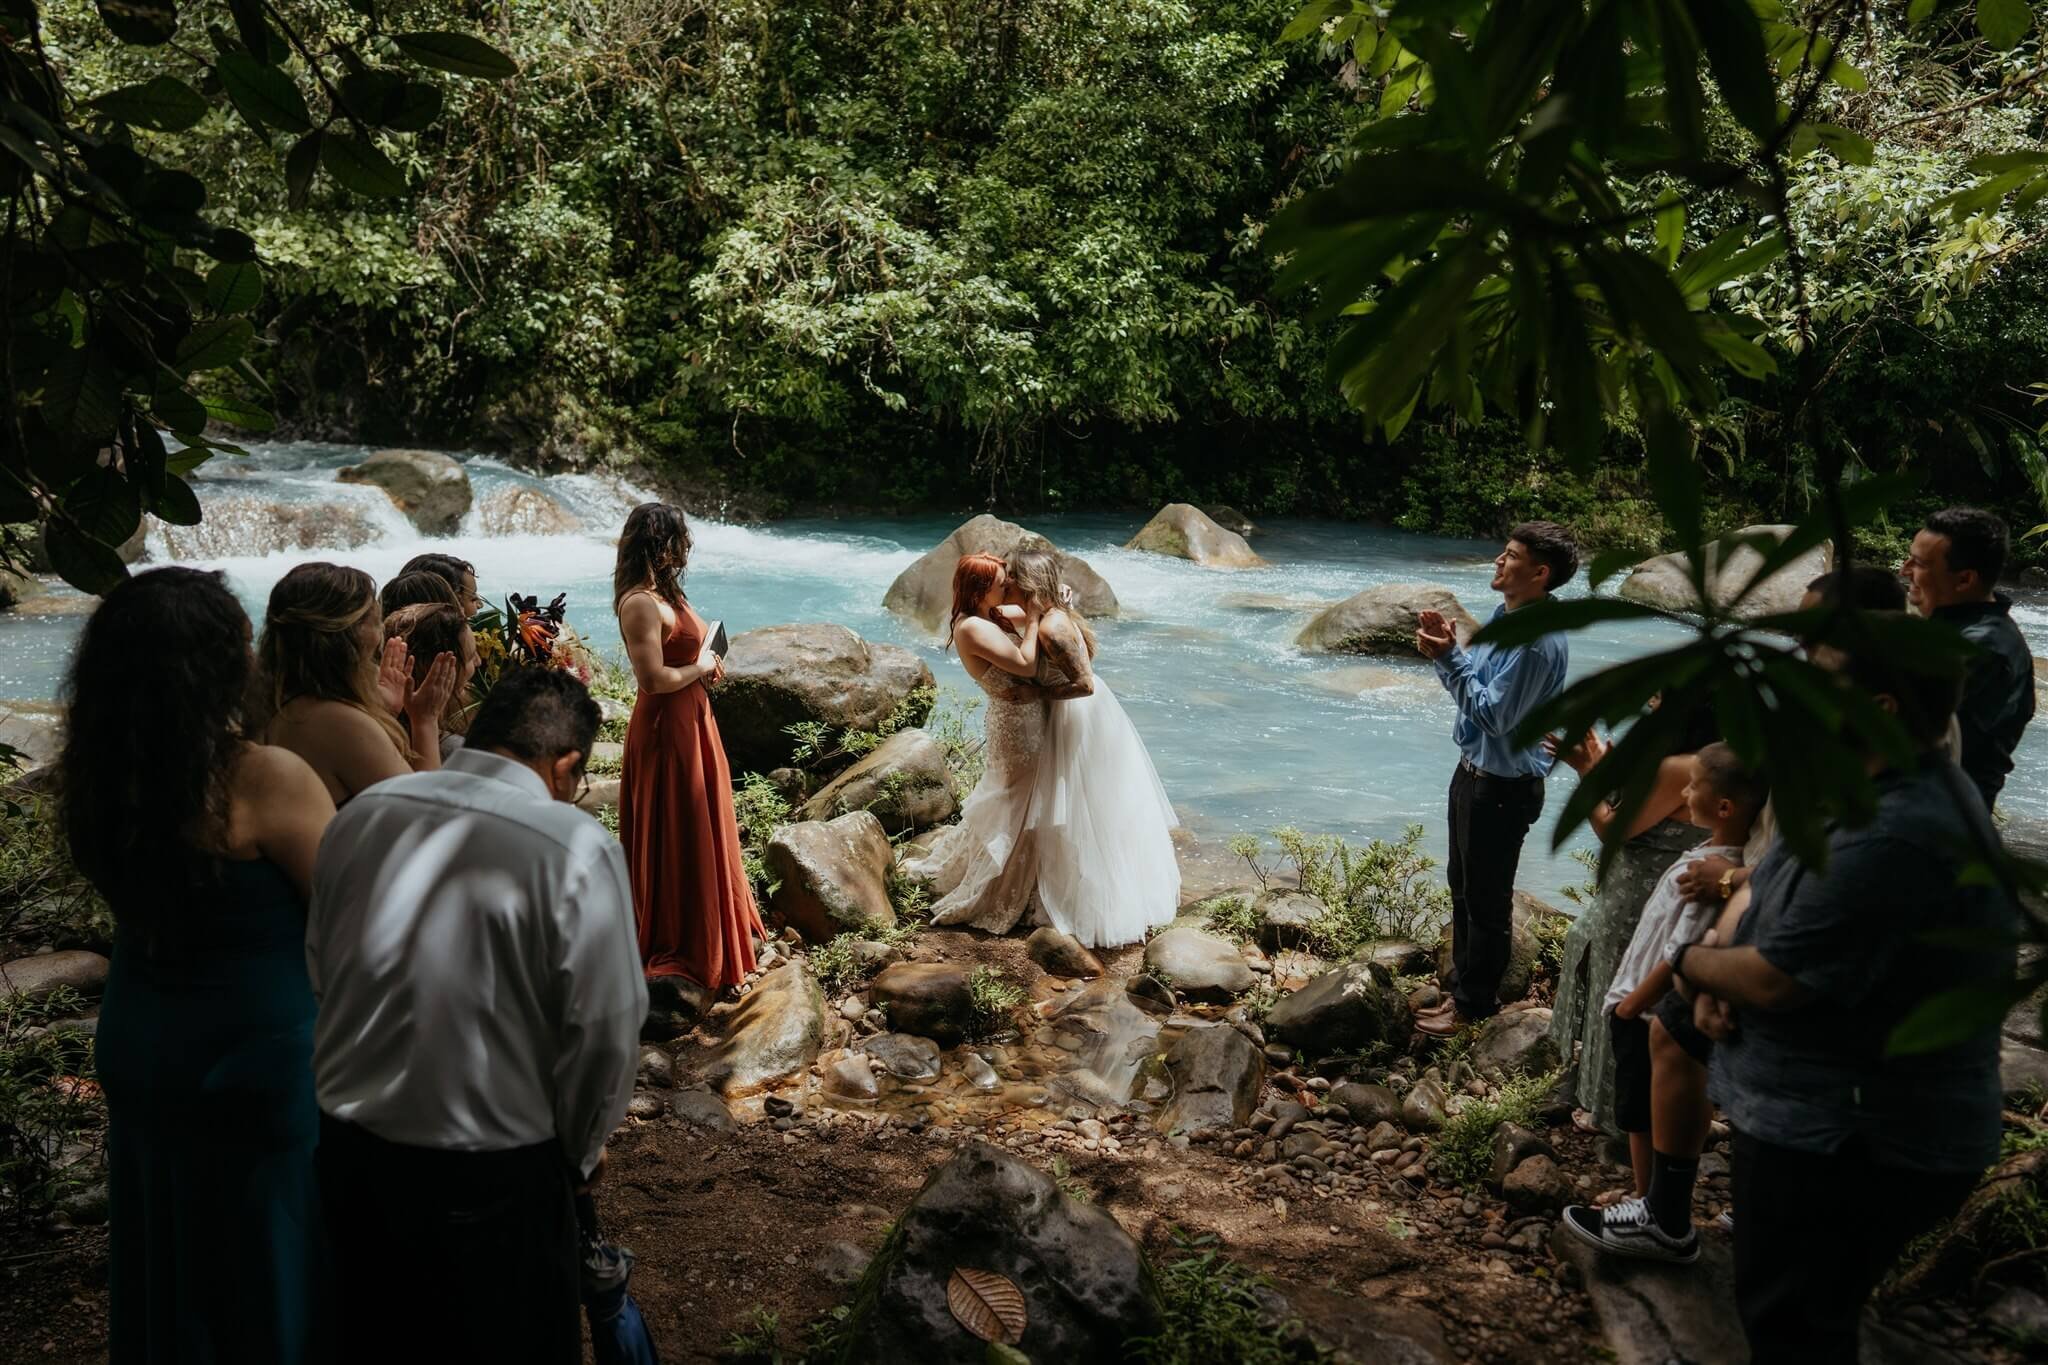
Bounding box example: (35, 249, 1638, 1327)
(1432, 638, 1558, 740)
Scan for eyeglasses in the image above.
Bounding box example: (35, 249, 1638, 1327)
(573, 770, 592, 806)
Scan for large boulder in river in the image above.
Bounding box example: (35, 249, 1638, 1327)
(1618, 524, 1831, 620)
(156, 496, 382, 559)
(798, 728, 957, 834)
(1125, 503, 1266, 569)
(336, 449, 472, 535)
(1156, 1023, 1265, 1134)
(882, 515, 1118, 634)
(696, 964, 826, 1096)
(765, 811, 896, 945)
(1200, 505, 1258, 538)
(477, 485, 581, 537)
(1263, 957, 1408, 1058)
(834, 1141, 1162, 1362)
(1296, 583, 1479, 655)
(710, 624, 934, 775)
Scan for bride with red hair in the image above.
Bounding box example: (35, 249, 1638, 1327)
(907, 553, 1050, 932)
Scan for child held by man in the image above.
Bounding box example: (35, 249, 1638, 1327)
(1561, 742, 1768, 1264)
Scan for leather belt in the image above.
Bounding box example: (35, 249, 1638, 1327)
(1458, 756, 1538, 782)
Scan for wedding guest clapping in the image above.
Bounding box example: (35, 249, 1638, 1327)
(308, 668, 645, 1365)
(383, 602, 482, 759)
(62, 568, 337, 1363)
(1414, 521, 1577, 1037)
(259, 562, 457, 804)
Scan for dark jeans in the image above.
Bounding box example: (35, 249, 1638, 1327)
(317, 1114, 581, 1365)
(1446, 762, 1544, 1017)
(1732, 1132, 1980, 1364)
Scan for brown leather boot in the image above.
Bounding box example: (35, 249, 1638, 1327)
(1413, 1002, 1467, 1037)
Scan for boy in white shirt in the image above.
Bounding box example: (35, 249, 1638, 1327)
(1563, 741, 1766, 1264)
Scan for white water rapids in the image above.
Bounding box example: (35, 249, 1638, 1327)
(5, 440, 2046, 905)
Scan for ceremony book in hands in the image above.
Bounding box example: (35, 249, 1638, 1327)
(700, 619, 729, 662)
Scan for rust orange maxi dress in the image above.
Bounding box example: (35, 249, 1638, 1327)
(619, 595, 762, 989)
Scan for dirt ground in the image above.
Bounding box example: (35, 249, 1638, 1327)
(589, 1108, 1602, 1364)
(0, 910, 2029, 1364)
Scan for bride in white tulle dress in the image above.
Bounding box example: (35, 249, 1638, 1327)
(912, 546, 1180, 948)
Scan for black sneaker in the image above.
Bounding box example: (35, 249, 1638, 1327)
(1560, 1197, 1701, 1264)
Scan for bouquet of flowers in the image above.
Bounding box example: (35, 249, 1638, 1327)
(470, 591, 595, 701)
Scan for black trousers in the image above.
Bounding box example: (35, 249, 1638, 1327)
(1732, 1132, 1980, 1364)
(1446, 762, 1544, 1017)
(317, 1114, 582, 1365)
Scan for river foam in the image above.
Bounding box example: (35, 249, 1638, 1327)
(7, 441, 2046, 905)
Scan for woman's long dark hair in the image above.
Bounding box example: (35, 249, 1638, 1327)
(400, 552, 475, 596)
(60, 568, 252, 932)
(613, 502, 692, 613)
(380, 570, 461, 616)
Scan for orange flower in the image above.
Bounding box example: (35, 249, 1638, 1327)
(52, 1076, 101, 1101)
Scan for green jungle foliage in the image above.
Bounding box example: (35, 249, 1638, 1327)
(22, 0, 2048, 558)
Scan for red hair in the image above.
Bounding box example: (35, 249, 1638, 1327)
(946, 553, 1006, 650)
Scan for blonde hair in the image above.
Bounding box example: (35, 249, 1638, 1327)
(1004, 547, 1096, 658)
(259, 562, 417, 762)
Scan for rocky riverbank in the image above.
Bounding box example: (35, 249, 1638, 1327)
(4, 810, 2046, 1364)
(5, 519, 2048, 1362)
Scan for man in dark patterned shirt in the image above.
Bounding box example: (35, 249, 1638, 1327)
(1672, 626, 2016, 1364)
(1902, 506, 2036, 807)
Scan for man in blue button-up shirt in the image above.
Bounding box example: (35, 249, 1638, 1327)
(1414, 521, 1576, 1035)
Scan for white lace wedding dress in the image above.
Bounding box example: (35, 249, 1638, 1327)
(1025, 632, 1181, 947)
(909, 661, 1047, 935)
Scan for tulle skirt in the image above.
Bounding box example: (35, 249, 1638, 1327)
(1027, 678, 1180, 948)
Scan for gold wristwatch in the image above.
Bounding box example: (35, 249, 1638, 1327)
(1717, 866, 1738, 900)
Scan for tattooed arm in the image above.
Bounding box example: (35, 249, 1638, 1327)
(1039, 613, 1097, 702)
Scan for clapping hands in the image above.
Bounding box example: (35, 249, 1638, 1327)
(377, 636, 459, 729)
(1543, 727, 1609, 776)
(1413, 609, 1456, 660)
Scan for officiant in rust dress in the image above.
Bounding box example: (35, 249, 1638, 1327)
(613, 502, 762, 991)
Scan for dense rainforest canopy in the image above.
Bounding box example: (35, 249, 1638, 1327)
(3, 0, 2046, 1062)
(11, 0, 2048, 556)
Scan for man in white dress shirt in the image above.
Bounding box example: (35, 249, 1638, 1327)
(308, 667, 647, 1362)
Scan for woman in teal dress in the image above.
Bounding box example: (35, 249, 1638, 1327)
(60, 568, 338, 1362)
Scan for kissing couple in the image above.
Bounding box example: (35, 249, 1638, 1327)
(905, 546, 1181, 948)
